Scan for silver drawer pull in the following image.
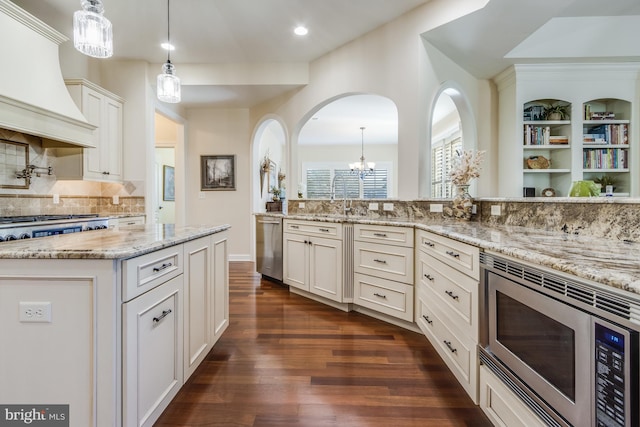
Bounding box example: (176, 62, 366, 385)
(373, 293, 387, 299)
(153, 309, 172, 323)
(291, 225, 299, 229)
(319, 228, 330, 232)
(423, 241, 435, 247)
(446, 250, 460, 258)
(445, 290, 459, 300)
(423, 274, 434, 281)
(373, 259, 387, 264)
(422, 315, 433, 325)
(444, 340, 457, 354)
(373, 233, 387, 237)
(153, 262, 173, 272)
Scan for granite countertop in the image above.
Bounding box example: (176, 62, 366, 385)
(256, 212, 640, 296)
(0, 224, 230, 260)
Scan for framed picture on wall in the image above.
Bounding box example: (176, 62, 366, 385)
(201, 155, 236, 190)
(163, 165, 175, 201)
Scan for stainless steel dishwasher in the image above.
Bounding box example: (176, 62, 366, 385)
(255, 215, 283, 281)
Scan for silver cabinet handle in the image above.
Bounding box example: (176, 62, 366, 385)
(373, 293, 387, 299)
(445, 290, 459, 301)
(422, 315, 433, 325)
(444, 340, 457, 354)
(102, 171, 110, 175)
(423, 274, 434, 281)
(373, 233, 387, 237)
(373, 259, 387, 264)
(153, 309, 172, 323)
(423, 241, 435, 247)
(446, 250, 460, 258)
(319, 228, 330, 232)
(290, 225, 299, 229)
(153, 262, 173, 272)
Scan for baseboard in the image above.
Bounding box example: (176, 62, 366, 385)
(229, 254, 251, 262)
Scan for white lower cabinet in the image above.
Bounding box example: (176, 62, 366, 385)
(123, 274, 183, 427)
(415, 229, 480, 403)
(353, 224, 414, 321)
(283, 220, 343, 302)
(122, 231, 229, 426)
(479, 365, 546, 427)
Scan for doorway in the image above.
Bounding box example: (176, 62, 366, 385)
(155, 112, 183, 224)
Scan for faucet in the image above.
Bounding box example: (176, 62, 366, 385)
(330, 173, 351, 216)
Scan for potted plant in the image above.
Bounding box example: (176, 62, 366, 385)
(593, 174, 617, 191)
(269, 185, 281, 201)
(542, 103, 569, 120)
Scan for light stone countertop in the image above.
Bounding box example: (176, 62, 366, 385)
(256, 212, 640, 296)
(0, 224, 230, 260)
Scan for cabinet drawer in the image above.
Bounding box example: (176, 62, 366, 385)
(417, 251, 478, 340)
(354, 273, 414, 322)
(416, 230, 479, 280)
(123, 245, 184, 301)
(480, 366, 546, 427)
(354, 224, 413, 247)
(354, 241, 413, 285)
(416, 289, 477, 402)
(284, 219, 342, 239)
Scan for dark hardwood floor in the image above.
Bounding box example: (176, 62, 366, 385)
(155, 262, 492, 427)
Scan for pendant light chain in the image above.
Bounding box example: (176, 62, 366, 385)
(166, 0, 171, 63)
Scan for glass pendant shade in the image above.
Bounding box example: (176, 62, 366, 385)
(73, 0, 113, 58)
(350, 127, 374, 178)
(157, 62, 181, 103)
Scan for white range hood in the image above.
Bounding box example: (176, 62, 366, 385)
(0, 0, 95, 147)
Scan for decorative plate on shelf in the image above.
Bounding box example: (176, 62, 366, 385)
(542, 188, 556, 197)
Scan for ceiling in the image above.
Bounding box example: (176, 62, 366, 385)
(11, 0, 640, 145)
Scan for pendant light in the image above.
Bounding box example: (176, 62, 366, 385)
(157, 0, 181, 103)
(349, 127, 375, 179)
(73, 0, 113, 58)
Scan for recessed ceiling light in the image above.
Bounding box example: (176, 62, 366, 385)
(294, 26, 308, 36)
(161, 42, 175, 51)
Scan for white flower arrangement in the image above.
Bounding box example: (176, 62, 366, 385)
(449, 149, 485, 186)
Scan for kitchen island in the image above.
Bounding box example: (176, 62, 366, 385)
(0, 224, 230, 427)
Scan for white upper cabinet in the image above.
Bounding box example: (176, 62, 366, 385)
(56, 79, 124, 182)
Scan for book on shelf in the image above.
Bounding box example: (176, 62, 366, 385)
(523, 124, 551, 145)
(549, 136, 569, 145)
(583, 104, 616, 120)
(583, 123, 628, 145)
(583, 147, 628, 169)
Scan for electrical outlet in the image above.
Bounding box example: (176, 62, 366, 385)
(52, 194, 60, 204)
(429, 203, 443, 213)
(491, 205, 502, 216)
(471, 204, 477, 214)
(299, 202, 305, 209)
(19, 302, 52, 323)
(368, 202, 378, 210)
(112, 195, 119, 205)
(383, 203, 394, 211)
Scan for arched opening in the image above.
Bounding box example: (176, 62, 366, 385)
(252, 117, 287, 214)
(423, 84, 478, 198)
(296, 94, 398, 200)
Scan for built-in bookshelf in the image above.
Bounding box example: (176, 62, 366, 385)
(581, 98, 630, 196)
(522, 99, 572, 196)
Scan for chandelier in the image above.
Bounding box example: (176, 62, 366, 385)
(73, 0, 113, 58)
(349, 127, 375, 179)
(157, 0, 181, 103)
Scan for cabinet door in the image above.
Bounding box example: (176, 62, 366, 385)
(123, 275, 183, 427)
(82, 86, 103, 178)
(309, 235, 342, 302)
(183, 237, 211, 379)
(212, 231, 229, 342)
(283, 232, 309, 291)
(102, 96, 123, 180)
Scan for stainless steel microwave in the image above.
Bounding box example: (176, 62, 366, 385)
(480, 252, 639, 427)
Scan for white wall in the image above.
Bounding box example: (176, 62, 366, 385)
(185, 108, 251, 260)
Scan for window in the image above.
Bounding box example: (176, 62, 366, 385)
(432, 131, 462, 198)
(303, 164, 389, 199)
